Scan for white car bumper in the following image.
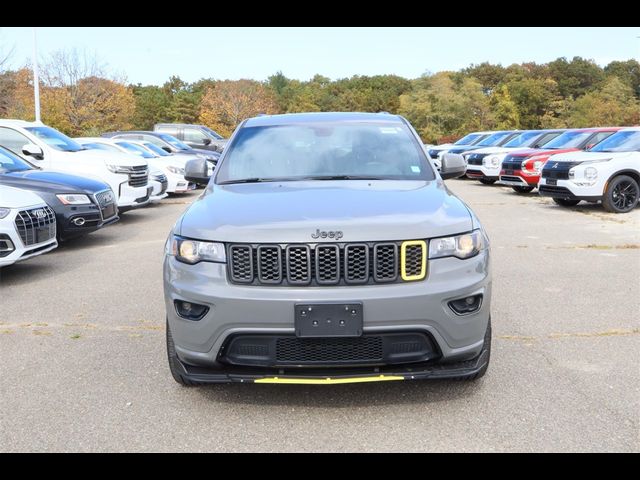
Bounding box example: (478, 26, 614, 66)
(117, 183, 152, 209)
(538, 177, 604, 200)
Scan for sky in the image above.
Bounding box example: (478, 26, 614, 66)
(1, 27, 638, 86)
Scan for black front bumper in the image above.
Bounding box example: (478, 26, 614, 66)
(56, 204, 119, 241)
(174, 345, 490, 384)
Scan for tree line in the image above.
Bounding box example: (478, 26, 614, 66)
(1, 48, 638, 143)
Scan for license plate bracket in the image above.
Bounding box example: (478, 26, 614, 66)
(36, 227, 51, 244)
(547, 178, 557, 186)
(295, 303, 363, 338)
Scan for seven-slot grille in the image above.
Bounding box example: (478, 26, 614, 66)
(228, 241, 425, 286)
(466, 153, 489, 166)
(128, 165, 149, 187)
(14, 206, 56, 246)
(95, 190, 117, 220)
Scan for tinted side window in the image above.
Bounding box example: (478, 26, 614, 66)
(536, 132, 561, 147)
(141, 135, 166, 147)
(156, 126, 179, 137)
(589, 131, 614, 147)
(0, 127, 32, 156)
(184, 128, 208, 143)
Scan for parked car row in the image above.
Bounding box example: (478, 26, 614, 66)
(0, 120, 223, 268)
(430, 126, 640, 214)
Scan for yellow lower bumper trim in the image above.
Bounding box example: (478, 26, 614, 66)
(254, 375, 404, 385)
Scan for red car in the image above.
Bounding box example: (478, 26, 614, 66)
(498, 127, 622, 193)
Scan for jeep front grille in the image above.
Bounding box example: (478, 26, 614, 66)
(14, 206, 56, 247)
(227, 241, 427, 286)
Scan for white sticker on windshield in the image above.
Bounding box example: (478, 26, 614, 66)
(411, 166, 421, 173)
(379, 127, 399, 134)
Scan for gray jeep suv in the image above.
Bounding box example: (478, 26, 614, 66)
(164, 112, 492, 385)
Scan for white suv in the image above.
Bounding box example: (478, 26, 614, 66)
(0, 120, 151, 212)
(0, 185, 57, 268)
(538, 127, 640, 213)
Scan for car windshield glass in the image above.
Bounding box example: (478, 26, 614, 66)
(143, 142, 171, 156)
(116, 141, 155, 158)
(503, 131, 542, 148)
(0, 146, 34, 173)
(25, 126, 84, 152)
(589, 130, 640, 152)
(453, 133, 483, 145)
(202, 126, 224, 140)
(158, 134, 190, 150)
(216, 122, 435, 184)
(542, 131, 592, 150)
(82, 142, 120, 153)
(475, 132, 512, 147)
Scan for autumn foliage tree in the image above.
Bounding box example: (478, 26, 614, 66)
(199, 80, 278, 137)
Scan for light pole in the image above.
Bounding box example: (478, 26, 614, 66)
(32, 27, 41, 122)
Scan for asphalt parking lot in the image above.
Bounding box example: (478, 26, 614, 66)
(1, 180, 638, 452)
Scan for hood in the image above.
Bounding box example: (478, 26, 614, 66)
(180, 180, 473, 243)
(2, 170, 110, 194)
(545, 151, 634, 163)
(147, 157, 184, 171)
(508, 147, 579, 158)
(0, 185, 46, 208)
(72, 149, 148, 168)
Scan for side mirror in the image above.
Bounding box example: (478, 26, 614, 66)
(202, 138, 212, 146)
(585, 143, 596, 150)
(22, 143, 44, 160)
(162, 146, 172, 153)
(440, 154, 466, 180)
(184, 158, 211, 186)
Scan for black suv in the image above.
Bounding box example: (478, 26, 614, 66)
(0, 146, 118, 241)
(154, 124, 227, 153)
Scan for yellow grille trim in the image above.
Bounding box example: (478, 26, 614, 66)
(254, 375, 404, 385)
(401, 240, 427, 281)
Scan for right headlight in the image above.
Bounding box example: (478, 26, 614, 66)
(0, 207, 11, 219)
(483, 155, 501, 167)
(429, 230, 486, 260)
(56, 194, 92, 205)
(168, 235, 226, 265)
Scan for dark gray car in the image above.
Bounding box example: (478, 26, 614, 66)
(164, 112, 492, 386)
(154, 123, 227, 153)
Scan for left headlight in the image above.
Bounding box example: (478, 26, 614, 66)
(56, 194, 92, 205)
(0, 207, 11, 219)
(168, 235, 226, 265)
(106, 164, 131, 174)
(167, 165, 185, 175)
(429, 230, 486, 260)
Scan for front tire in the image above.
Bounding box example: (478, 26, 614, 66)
(602, 175, 639, 213)
(166, 319, 202, 386)
(511, 186, 534, 194)
(479, 178, 496, 185)
(553, 197, 580, 207)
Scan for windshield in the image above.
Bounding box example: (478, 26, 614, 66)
(589, 130, 640, 152)
(202, 126, 224, 140)
(475, 131, 513, 147)
(82, 142, 121, 153)
(542, 131, 592, 150)
(503, 131, 543, 148)
(143, 142, 171, 157)
(0, 146, 34, 173)
(158, 134, 191, 151)
(116, 141, 155, 158)
(216, 122, 435, 184)
(25, 126, 84, 152)
(454, 133, 484, 145)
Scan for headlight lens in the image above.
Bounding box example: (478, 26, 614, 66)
(169, 235, 226, 265)
(56, 194, 91, 205)
(429, 230, 485, 260)
(533, 160, 544, 172)
(484, 155, 501, 167)
(0, 207, 11, 219)
(167, 165, 185, 175)
(106, 164, 131, 174)
(584, 167, 598, 181)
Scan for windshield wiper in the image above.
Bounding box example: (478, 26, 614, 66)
(218, 177, 273, 184)
(300, 175, 386, 181)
